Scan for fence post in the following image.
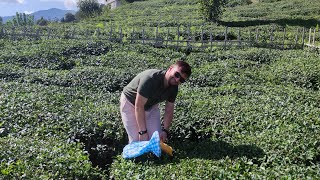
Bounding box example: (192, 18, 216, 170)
(210, 32, 213, 51)
(302, 27, 305, 49)
(131, 28, 135, 43)
(155, 26, 159, 46)
(0, 27, 4, 38)
(142, 28, 145, 44)
(47, 28, 51, 39)
(119, 28, 123, 43)
(201, 28, 204, 47)
(224, 26, 228, 50)
(312, 28, 316, 45)
(36, 28, 40, 40)
(166, 28, 169, 48)
(255, 28, 259, 44)
(308, 28, 312, 45)
(248, 29, 251, 46)
(294, 28, 298, 48)
(270, 25, 274, 48)
(110, 25, 113, 39)
(318, 28, 320, 48)
(96, 28, 100, 39)
(86, 29, 90, 39)
(11, 27, 16, 41)
(176, 25, 180, 50)
(71, 28, 75, 39)
(237, 28, 241, 47)
(282, 28, 286, 50)
(23, 27, 27, 38)
(187, 24, 191, 48)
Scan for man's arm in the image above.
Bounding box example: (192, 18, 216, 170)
(135, 92, 149, 141)
(161, 101, 174, 141)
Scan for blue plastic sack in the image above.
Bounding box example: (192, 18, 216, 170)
(122, 131, 161, 159)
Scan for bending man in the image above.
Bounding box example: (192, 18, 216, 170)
(120, 60, 192, 143)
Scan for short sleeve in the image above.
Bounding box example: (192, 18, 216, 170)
(137, 76, 157, 99)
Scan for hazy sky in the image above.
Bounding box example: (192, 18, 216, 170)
(0, 0, 106, 17)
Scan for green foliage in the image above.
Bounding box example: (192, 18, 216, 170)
(36, 17, 49, 26)
(197, 0, 228, 22)
(222, 0, 320, 25)
(76, 0, 103, 19)
(11, 12, 34, 26)
(62, 13, 76, 23)
(1, 36, 319, 178)
(226, 0, 253, 7)
(0, 136, 106, 179)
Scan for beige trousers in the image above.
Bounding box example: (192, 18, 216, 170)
(120, 93, 161, 143)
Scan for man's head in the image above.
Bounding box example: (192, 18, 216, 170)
(167, 60, 192, 86)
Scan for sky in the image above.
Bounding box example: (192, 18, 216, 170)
(0, 0, 106, 17)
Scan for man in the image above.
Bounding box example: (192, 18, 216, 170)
(120, 60, 192, 143)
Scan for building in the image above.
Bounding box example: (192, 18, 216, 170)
(106, 0, 121, 9)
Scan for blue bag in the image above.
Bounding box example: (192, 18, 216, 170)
(122, 131, 161, 159)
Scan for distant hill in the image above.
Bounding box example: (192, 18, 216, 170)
(2, 8, 76, 23)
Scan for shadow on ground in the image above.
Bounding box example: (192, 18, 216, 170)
(174, 139, 265, 160)
(127, 139, 265, 166)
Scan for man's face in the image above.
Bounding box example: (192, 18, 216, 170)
(168, 66, 188, 86)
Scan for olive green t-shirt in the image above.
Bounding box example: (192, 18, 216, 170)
(123, 69, 178, 110)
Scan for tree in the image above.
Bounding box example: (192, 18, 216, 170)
(5, 20, 13, 26)
(12, 17, 18, 26)
(27, 15, 35, 26)
(64, 13, 76, 22)
(11, 12, 33, 26)
(199, 0, 227, 22)
(23, 13, 27, 25)
(16, 12, 21, 25)
(77, 0, 103, 19)
(0, 16, 3, 25)
(36, 17, 49, 26)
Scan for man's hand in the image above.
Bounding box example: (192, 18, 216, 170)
(160, 131, 168, 142)
(139, 133, 149, 141)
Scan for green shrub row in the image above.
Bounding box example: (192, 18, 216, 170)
(0, 136, 106, 179)
(0, 65, 133, 92)
(0, 80, 125, 176)
(0, 40, 115, 70)
(1, 37, 319, 178)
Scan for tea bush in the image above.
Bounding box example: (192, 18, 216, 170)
(0, 136, 106, 179)
(1, 38, 319, 178)
(1, 0, 320, 176)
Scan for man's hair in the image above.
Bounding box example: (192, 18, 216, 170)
(173, 60, 192, 77)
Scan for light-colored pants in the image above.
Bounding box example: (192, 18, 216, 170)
(120, 93, 161, 143)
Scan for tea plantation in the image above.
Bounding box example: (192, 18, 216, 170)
(1, 0, 320, 179)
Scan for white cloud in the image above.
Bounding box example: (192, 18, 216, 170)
(24, 11, 34, 14)
(0, 0, 24, 4)
(64, 0, 77, 9)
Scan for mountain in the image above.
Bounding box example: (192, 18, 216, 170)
(2, 8, 76, 23)
(32, 8, 76, 21)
